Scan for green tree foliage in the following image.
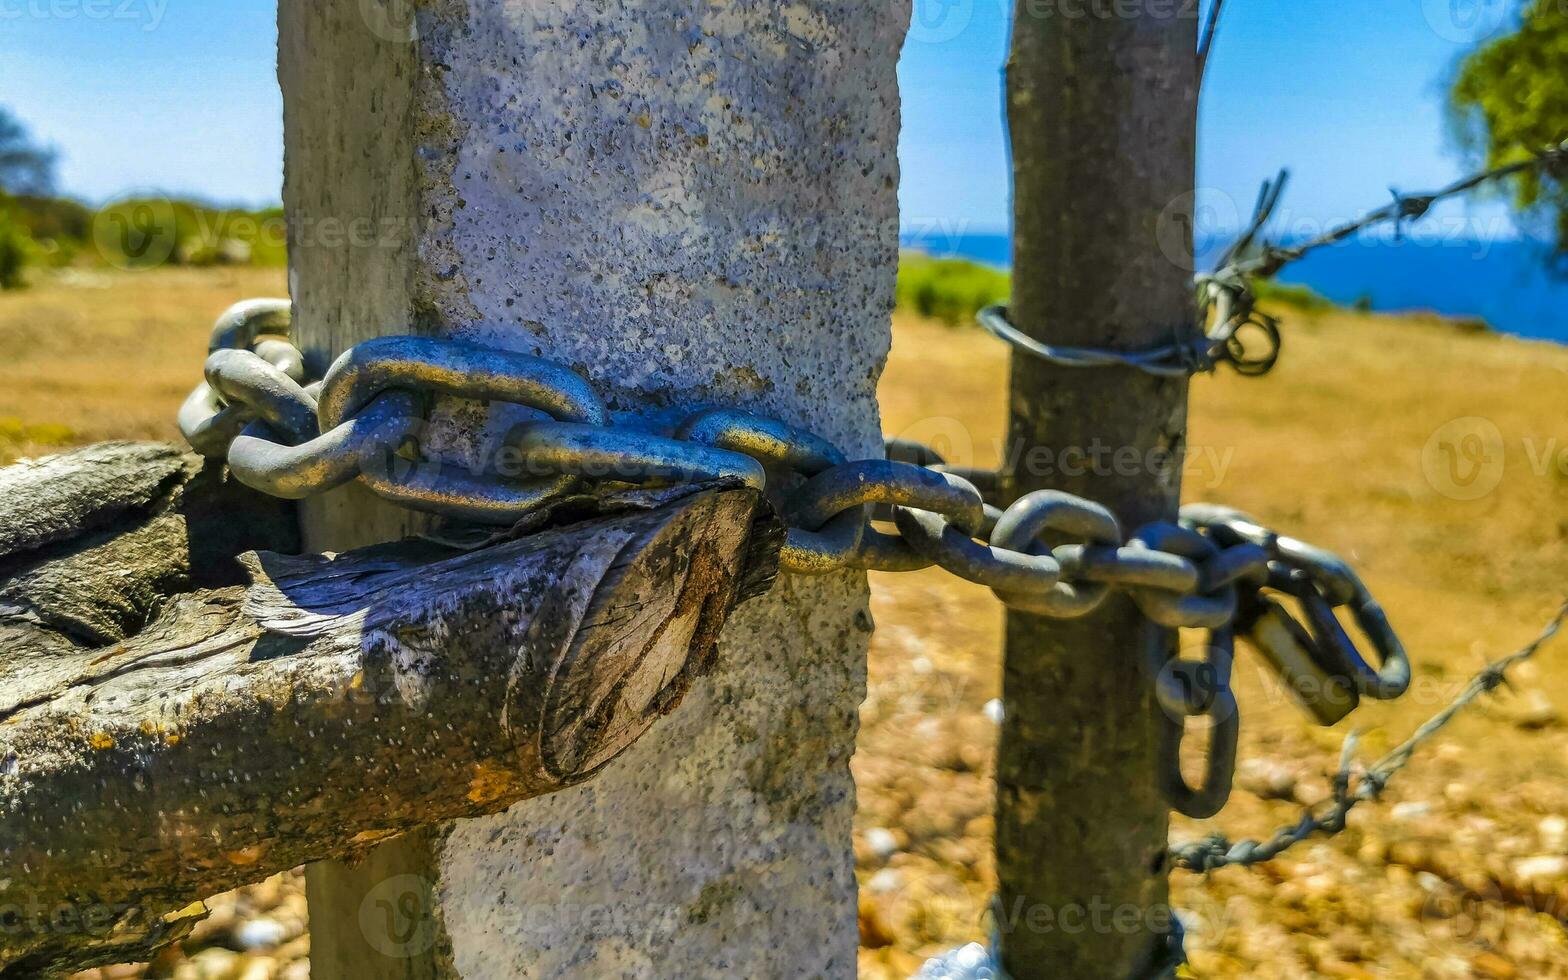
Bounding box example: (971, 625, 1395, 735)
(1451, 1, 1568, 250)
(0, 108, 55, 198)
(0, 108, 56, 289)
(0, 206, 30, 289)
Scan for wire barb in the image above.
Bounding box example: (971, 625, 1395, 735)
(1197, 0, 1228, 88)
(1169, 600, 1568, 873)
(988, 138, 1568, 380)
(1218, 139, 1568, 283)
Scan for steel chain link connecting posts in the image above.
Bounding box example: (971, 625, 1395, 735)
(182, 299, 1410, 821)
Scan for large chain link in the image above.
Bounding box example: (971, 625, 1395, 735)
(181, 300, 1410, 818)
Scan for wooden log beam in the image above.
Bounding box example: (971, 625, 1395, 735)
(0, 445, 769, 977)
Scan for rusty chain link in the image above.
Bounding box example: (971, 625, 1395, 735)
(182, 299, 1410, 821)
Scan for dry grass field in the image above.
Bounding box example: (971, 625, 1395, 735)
(5, 268, 1567, 979)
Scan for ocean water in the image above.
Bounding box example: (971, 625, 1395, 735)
(901, 230, 1568, 344)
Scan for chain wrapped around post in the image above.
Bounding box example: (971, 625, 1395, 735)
(182, 300, 1411, 820)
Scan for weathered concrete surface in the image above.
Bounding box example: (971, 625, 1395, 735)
(279, 0, 906, 975)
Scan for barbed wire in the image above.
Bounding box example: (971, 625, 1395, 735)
(1211, 138, 1568, 283)
(921, 605, 1566, 978)
(976, 304, 1278, 378)
(1196, 0, 1228, 85)
(1170, 600, 1568, 873)
(985, 137, 1568, 380)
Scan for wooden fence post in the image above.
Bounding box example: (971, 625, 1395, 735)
(997, 4, 1199, 977)
(277, 1, 906, 975)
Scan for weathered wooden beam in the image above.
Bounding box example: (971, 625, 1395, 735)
(0, 445, 768, 977)
(0, 444, 300, 648)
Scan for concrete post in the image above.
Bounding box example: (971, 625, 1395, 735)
(278, 1, 906, 976)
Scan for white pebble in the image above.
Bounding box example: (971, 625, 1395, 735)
(1513, 854, 1568, 881)
(867, 868, 903, 895)
(1390, 801, 1432, 822)
(1539, 814, 1568, 847)
(865, 827, 899, 860)
(983, 699, 1004, 724)
(235, 917, 289, 950)
(917, 943, 1002, 980)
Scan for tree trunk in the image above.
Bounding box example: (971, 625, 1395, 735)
(997, 5, 1198, 978)
(277, 1, 905, 975)
(0, 444, 768, 977)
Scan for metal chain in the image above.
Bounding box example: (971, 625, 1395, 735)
(181, 300, 1411, 819)
(983, 138, 1568, 379)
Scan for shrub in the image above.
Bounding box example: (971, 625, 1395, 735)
(9, 195, 90, 244)
(1251, 280, 1333, 311)
(896, 252, 1011, 326)
(0, 203, 36, 290)
(88, 199, 288, 270)
(892, 252, 1352, 328)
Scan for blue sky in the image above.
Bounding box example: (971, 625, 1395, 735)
(0, 0, 1523, 237)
